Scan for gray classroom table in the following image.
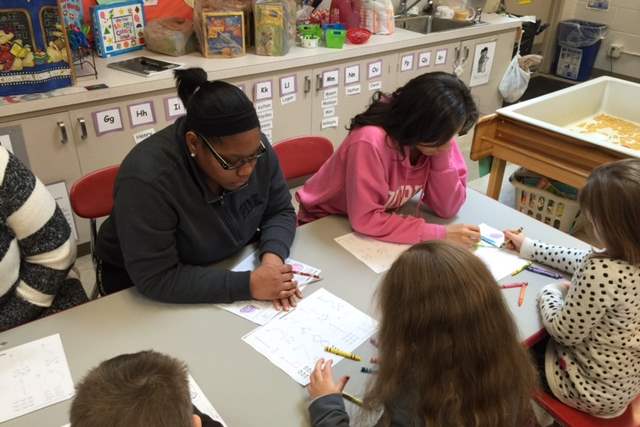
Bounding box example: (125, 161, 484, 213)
(0, 189, 590, 427)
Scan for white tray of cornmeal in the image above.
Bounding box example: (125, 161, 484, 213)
(497, 76, 640, 158)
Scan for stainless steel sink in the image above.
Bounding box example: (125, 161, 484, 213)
(395, 15, 483, 34)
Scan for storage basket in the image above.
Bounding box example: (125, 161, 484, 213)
(511, 173, 581, 233)
(326, 29, 346, 48)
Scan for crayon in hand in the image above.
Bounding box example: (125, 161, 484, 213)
(324, 345, 362, 361)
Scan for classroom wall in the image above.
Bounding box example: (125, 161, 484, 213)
(564, 0, 640, 79)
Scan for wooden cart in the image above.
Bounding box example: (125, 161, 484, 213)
(470, 113, 626, 200)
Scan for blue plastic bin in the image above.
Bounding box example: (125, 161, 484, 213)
(553, 20, 608, 81)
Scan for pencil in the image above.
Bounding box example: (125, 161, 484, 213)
(342, 392, 364, 406)
(510, 262, 532, 277)
(292, 270, 322, 280)
(518, 283, 528, 306)
(500, 282, 527, 290)
(324, 345, 362, 362)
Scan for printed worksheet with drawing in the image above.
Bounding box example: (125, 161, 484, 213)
(335, 232, 410, 274)
(0, 334, 75, 423)
(475, 223, 529, 281)
(243, 288, 377, 386)
(217, 251, 322, 325)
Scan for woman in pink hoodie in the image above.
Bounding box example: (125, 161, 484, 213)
(296, 72, 481, 247)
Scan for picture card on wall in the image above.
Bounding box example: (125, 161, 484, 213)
(279, 75, 296, 96)
(344, 64, 360, 85)
(165, 96, 186, 120)
(400, 54, 414, 72)
(368, 60, 382, 79)
(93, 107, 124, 135)
(128, 101, 155, 127)
(469, 40, 496, 87)
(322, 69, 339, 88)
(254, 80, 273, 101)
(418, 51, 432, 68)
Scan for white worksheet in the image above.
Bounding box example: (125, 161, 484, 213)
(0, 334, 75, 423)
(335, 232, 410, 274)
(475, 223, 529, 280)
(217, 252, 321, 325)
(243, 288, 377, 386)
(189, 374, 227, 426)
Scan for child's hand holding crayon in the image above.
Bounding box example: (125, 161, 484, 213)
(503, 228, 525, 252)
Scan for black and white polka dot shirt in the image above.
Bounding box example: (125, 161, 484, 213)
(521, 238, 640, 418)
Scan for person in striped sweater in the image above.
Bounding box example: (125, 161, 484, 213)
(0, 146, 87, 332)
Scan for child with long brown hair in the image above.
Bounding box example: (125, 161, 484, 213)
(307, 241, 538, 426)
(505, 159, 640, 418)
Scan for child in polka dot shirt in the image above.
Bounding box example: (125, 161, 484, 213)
(505, 159, 640, 418)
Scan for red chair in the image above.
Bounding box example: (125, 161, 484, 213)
(273, 136, 334, 182)
(70, 165, 120, 298)
(533, 390, 640, 427)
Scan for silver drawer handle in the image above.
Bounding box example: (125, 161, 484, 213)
(304, 76, 311, 94)
(57, 121, 68, 144)
(78, 118, 88, 140)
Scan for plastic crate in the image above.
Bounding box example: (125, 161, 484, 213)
(510, 173, 581, 233)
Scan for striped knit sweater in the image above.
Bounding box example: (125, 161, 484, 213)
(0, 146, 78, 331)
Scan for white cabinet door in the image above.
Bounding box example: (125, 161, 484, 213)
(245, 70, 313, 145)
(339, 53, 397, 141)
(70, 102, 137, 175)
(0, 113, 88, 242)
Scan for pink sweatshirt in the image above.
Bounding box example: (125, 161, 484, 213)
(296, 126, 468, 244)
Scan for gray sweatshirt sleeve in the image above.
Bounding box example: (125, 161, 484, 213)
(258, 141, 296, 261)
(308, 394, 351, 427)
(114, 178, 251, 304)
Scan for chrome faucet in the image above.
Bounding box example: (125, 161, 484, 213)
(397, 0, 428, 16)
(473, 7, 483, 24)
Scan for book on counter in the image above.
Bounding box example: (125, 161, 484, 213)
(106, 56, 182, 77)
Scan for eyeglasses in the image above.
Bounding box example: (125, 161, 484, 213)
(196, 133, 266, 170)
